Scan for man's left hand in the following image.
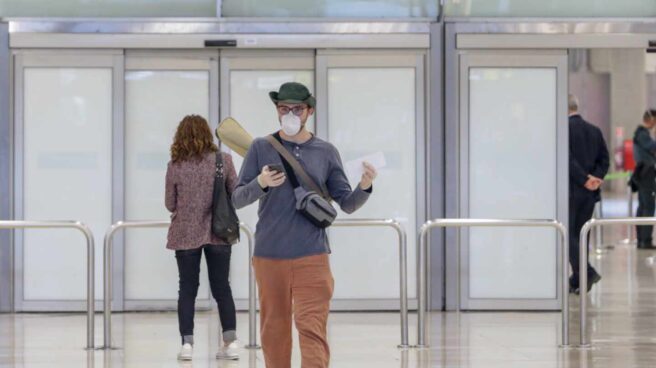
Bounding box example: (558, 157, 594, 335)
(359, 162, 378, 190)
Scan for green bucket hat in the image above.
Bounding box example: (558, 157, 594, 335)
(269, 82, 316, 108)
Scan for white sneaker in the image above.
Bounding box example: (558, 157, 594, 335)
(227, 340, 244, 349)
(177, 343, 193, 361)
(216, 344, 239, 360)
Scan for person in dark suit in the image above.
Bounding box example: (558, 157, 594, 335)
(633, 109, 656, 249)
(569, 94, 609, 293)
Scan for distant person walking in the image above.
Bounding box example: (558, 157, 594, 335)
(632, 109, 656, 249)
(568, 94, 609, 293)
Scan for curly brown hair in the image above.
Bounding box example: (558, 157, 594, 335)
(170, 115, 218, 163)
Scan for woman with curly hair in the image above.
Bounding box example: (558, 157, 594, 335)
(165, 114, 240, 361)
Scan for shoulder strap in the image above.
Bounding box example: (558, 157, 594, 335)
(215, 152, 224, 179)
(265, 134, 331, 200)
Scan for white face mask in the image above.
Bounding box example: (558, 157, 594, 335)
(280, 112, 302, 136)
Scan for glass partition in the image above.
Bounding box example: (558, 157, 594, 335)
(8, 0, 653, 19)
(22, 67, 112, 301)
(468, 67, 557, 299)
(0, 0, 440, 17)
(124, 69, 212, 301)
(317, 52, 425, 308)
(326, 67, 418, 301)
(445, 0, 656, 17)
(222, 0, 438, 17)
(0, 0, 216, 17)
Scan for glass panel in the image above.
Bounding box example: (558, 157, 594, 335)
(228, 70, 314, 299)
(222, 0, 438, 17)
(327, 67, 417, 299)
(468, 67, 557, 299)
(23, 68, 112, 300)
(0, 0, 215, 17)
(445, 0, 656, 17)
(125, 70, 210, 300)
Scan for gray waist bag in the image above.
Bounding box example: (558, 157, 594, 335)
(267, 134, 337, 228)
(294, 187, 337, 229)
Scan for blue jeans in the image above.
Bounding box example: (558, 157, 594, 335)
(175, 244, 236, 344)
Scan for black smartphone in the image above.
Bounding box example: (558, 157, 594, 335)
(268, 164, 284, 174)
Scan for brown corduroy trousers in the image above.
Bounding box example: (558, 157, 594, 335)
(253, 253, 334, 368)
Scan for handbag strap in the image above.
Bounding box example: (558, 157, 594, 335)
(265, 134, 331, 201)
(215, 152, 224, 179)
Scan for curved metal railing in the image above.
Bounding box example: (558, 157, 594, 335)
(101, 220, 255, 349)
(415, 218, 569, 348)
(0, 220, 95, 349)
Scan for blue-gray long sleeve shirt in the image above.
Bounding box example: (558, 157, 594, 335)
(233, 134, 371, 259)
(634, 125, 656, 167)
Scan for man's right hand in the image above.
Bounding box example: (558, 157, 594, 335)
(257, 165, 286, 189)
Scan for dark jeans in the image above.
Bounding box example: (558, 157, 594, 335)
(636, 166, 656, 245)
(569, 194, 599, 288)
(176, 244, 236, 343)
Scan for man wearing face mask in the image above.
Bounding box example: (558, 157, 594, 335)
(233, 82, 377, 368)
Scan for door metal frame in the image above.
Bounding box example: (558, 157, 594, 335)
(219, 49, 315, 310)
(0, 22, 12, 313)
(12, 50, 123, 311)
(428, 22, 444, 311)
(455, 50, 568, 310)
(316, 50, 427, 310)
(443, 20, 656, 310)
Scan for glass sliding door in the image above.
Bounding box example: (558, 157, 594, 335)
(220, 50, 315, 308)
(14, 52, 122, 311)
(317, 51, 425, 310)
(458, 51, 568, 310)
(122, 51, 219, 310)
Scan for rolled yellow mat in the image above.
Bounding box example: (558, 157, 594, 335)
(216, 117, 253, 158)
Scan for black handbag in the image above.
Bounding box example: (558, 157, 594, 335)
(211, 153, 240, 244)
(628, 162, 644, 193)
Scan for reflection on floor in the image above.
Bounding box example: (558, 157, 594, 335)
(3, 192, 656, 367)
(3, 241, 656, 367)
(0, 311, 427, 368)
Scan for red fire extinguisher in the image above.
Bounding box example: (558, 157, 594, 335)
(623, 139, 635, 171)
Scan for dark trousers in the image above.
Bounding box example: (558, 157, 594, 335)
(569, 194, 599, 287)
(176, 244, 236, 343)
(636, 166, 656, 245)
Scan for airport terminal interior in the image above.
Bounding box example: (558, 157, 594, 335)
(4, 1, 656, 367)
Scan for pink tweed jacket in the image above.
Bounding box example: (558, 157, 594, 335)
(165, 152, 238, 250)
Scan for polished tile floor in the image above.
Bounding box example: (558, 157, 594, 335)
(4, 240, 656, 368)
(3, 194, 656, 367)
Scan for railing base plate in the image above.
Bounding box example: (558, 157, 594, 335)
(98, 346, 122, 351)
